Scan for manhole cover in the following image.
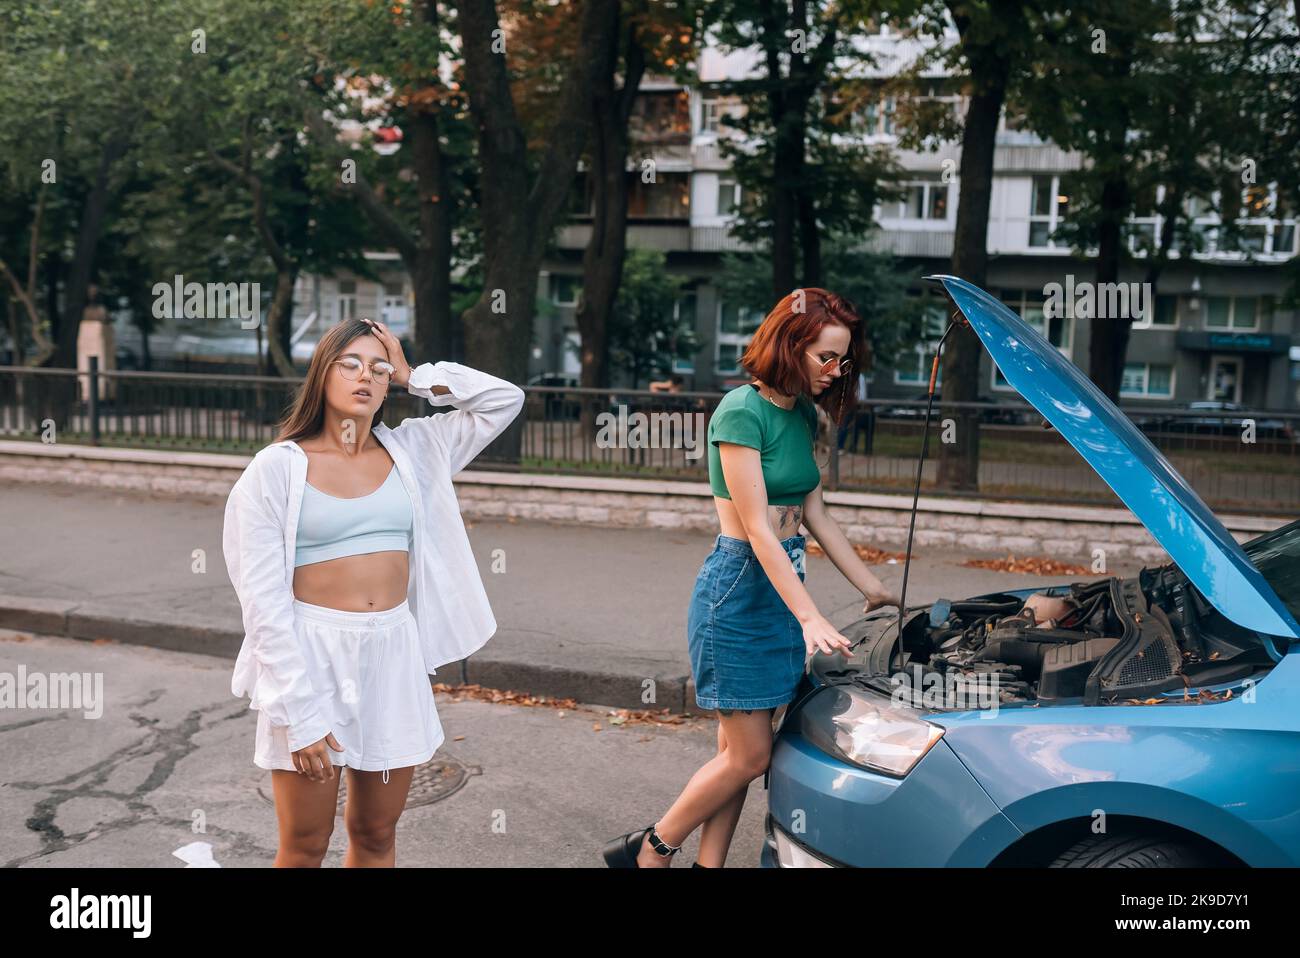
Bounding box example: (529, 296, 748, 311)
(257, 754, 477, 814)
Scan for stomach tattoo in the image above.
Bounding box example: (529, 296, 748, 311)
(773, 504, 802, 536)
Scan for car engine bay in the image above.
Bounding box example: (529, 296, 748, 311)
(834, 565, 1278, 707)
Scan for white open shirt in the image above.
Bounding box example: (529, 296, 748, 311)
(222, 361, 526, 753)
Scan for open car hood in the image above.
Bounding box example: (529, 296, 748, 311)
(929, 274, 1300, 640)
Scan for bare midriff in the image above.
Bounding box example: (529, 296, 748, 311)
(713, 496, 804, 543)
(292, 437, 410, 612)
(292, 552, 409, 612)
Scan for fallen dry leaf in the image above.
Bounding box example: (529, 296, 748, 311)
(806, 541, 906, 564)
(962, 554, 1096, 576)
(430, 683, 698, 728)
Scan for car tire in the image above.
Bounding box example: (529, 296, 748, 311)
(1049, 832, 1212, 868)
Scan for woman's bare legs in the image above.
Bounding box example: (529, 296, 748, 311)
(270, 766, 342, 867)
(636, 707, 774, 868)
(695, 719, 750, 867)
(343, 766, 415, 867)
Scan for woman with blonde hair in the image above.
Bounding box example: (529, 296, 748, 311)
(223, 316, 523, 866)
(604, 288, 901, 867)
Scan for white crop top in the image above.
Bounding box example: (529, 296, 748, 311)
(294, 465, 413, 567)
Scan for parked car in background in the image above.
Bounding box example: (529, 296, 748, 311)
(876, 391, 1033, 426)
(526, 372, 581, 421)
(1156, 401, 1295, 442)
(764, 275, 1300, 868)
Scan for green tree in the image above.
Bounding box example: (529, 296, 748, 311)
(706, 0, 904, 299)
(0, 0, 192, 373)
(609, 248, 693, 387)
(716, 235, 921, 373)
(453, 0, 622, 414)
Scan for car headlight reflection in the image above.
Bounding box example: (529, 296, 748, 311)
(799, 685, 944, 776)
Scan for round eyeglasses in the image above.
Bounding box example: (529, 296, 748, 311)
(333, 356, 395, 385)
(807, 350, 853, 378)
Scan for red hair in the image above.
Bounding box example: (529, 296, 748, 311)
(739, 287, 869, 427)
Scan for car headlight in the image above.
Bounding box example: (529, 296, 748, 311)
(798, 684, 944, 776)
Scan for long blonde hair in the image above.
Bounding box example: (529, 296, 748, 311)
(274, 318, 387, 444)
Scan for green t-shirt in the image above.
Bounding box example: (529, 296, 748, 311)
(707, 383, 821, 505)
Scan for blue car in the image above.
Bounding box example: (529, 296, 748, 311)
(763, 275, 1300, 868)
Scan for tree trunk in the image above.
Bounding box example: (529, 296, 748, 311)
(770, 121, 798, 298)
(797, 188, 821, 286)
(51, 135, 128, 370)
(4, 296, 20, 364)
(577, 0, 646, 440)
(409, 0, 455, 361)
(266, 267, 298, 378)
(1090, 172, 1131, 401)
(454, 0, 620, 456)
(405, 105, 457, 358)
(1086, 28, 1136, 403)
(936, 39, 1008, 492)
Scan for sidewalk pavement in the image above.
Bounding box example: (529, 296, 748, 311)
(0, 481, 1142, 711)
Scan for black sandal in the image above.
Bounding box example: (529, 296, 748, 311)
(602, 824, 680, 867)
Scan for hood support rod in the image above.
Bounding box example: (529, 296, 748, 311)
(895, 311, 967, 642)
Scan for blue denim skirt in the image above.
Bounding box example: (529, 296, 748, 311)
(687, 533, 808, 711)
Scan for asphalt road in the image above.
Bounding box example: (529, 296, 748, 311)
(0, 626, 758, 868)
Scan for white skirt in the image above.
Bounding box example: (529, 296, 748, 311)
(252, 598, 444, 781)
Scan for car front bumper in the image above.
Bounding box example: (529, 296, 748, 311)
(762, 725, 1022, 867)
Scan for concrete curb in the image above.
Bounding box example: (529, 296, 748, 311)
(0, 593, 697, 713)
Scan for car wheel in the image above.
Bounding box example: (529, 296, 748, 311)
(1049, 832, 1212, 868)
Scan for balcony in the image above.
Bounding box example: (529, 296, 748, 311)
(867, 229, 955, 258)
(555, 223, 692, 251)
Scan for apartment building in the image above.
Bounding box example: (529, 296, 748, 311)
(303, 29, 1300, 410)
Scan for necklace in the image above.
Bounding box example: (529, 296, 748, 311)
(755, 381, 795, 410)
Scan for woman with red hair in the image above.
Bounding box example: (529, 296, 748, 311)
(604, 288, 901, 868)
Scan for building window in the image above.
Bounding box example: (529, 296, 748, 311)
(1121, 362, 1174, 398)
(1204, 295, 1258, 331)
(1002, 101, 1030, 132)
(671, 291, 697, 374)
(1028, 175, 1070, 248)
(881, 96, 896, 136)
(629, 90, 691, 144)
(550, 274, 582, 306)
(917, 83, 962, 126)
(894, 304, 947, 385)
(993, 290, 1071, 389)
(854, 94, 897, 137)
(1208, 355, 1243, 403)
(627, 171, 689, 219)
(893, 176, 948, 220)
(1194, 183, 1298, 257)
(380, 281, 408, 328)
(715, 301, 763, 375)
(701, 96, 743, 134)
(336, 279, 357, 323)
(716, 177, 742, 217)
(1127, 182, 1159, 253)
(1134, 293, 1178, 328)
